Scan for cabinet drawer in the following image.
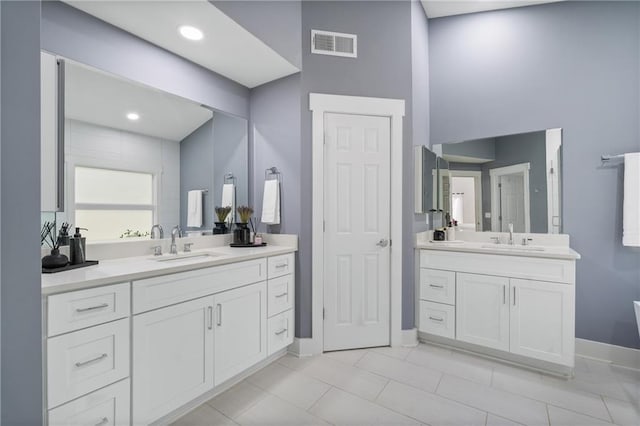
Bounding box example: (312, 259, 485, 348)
(133, 258, 266, 314)
(47, 283, 130, 337)
(267, 274, 294, 317)
(268, 309, 294, 356)
(268, 253, 294, 279)
(48, 379, 130, 426)
(418, 301, 455, 339)
(420, 269, 455, 305)
(47, 318, 129, 409)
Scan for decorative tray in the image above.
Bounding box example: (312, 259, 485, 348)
(229, 242, 267, 248)
(42, 260, 99, 274)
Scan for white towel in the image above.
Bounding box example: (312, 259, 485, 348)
(623, 153, 640, 247)
(261, 179, 280, 225)
(221, 184, 235, 224)
(187, 190, 203, 228)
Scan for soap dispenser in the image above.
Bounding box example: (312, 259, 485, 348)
(70, 227, 88, 265)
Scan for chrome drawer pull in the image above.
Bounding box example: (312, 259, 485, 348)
(428, 316, 444, 322)
(207, 306, 213, 330)
(76, 303, 109, 313)
(217, 304, 222, 326)
(275, 263, 288, 269)
(429, 284, 444, 289)
(275, 292, 288, 298)
(75, 353, 108, 367)
(275, 328, 288, 336)
(95, 417, 108, 426)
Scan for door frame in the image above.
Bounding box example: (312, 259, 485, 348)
(309, 93, 405, 355)
(489, 162, 531, 232)
(449, 170, 483, 231)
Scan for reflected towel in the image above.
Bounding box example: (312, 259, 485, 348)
(261, 179, 280, 225)
(187, 190, 203, 228)
(221, 184, 235, 225)
(623, 153, 640, 247)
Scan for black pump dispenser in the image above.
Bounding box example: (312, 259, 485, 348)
(70, 227, 88, 265)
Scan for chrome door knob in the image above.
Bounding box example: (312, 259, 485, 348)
(376, 239, 389, 248)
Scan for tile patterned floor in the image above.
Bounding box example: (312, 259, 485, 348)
(172, 343, 640, 426)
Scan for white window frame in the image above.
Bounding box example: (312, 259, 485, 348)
(67, 158, 160, 239)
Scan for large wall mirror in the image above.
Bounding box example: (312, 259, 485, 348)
(43, 56, 248, 242)
(432, 128, 562, 234)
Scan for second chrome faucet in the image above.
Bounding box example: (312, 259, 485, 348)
(170, 225, 183, 254)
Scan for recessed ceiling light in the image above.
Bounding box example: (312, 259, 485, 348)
(178, 25, 204, 41)
(127, 112, 140, 121)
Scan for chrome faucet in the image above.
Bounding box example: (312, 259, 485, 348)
(150, 224, 164, 239)
(508, 223, 514, 245)
(170, 225, 182, 254)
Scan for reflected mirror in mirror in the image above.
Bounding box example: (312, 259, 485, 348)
(43, 57, 248, 242)
(414, 146, 437, 213)
(433, 128, 561, 234)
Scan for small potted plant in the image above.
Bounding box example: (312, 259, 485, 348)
(214, 206, 232, 234)
(234, 206, 253, 244)
(41, 221, 69, 269)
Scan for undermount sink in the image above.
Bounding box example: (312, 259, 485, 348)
(153, 252, 222, 263)
(481, 244, 546, 252)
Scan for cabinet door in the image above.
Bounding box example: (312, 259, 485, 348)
(133, 296, 214, 425)
(214, 282, 267, 386)
(456, 273, 510, 351)
(510, 279, 574, 366)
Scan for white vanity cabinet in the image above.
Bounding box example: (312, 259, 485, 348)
(44, 249, 297, 426)
(419, 249, 576, 369)
(132, 296, 215, 425)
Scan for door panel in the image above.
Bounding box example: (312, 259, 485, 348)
(133, 296, 214, 425)
(456, 273, 510, 351)
(214, 282, 267, 385)
(510, 279, 574, 366)
(324, 113, 391, 351)
(500, 173, 525, 232)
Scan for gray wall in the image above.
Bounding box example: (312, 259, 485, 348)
(41, 1, 250, 118)
(410, 1, 431, 327)
(1, 1, 43, 423)
(299, 1, 414, 336)
(212, 0, 302, 69)
(180, 120, 214, 231)
(430, 1, 640, 349)
(249, 74, 302, 332)
(213, 113, 249, 223)
(442, 137, 496, 160)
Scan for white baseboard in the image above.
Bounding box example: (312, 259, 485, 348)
(575, 338, 640, 370)
(289, 337, 321, 357)
(400, 328, 418, 347)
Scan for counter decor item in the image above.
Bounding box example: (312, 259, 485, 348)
(232, 206, 253, 245)
(42, 221, 69, 269)
(433, 228, 446, 241)
(214, 206, 232, 234)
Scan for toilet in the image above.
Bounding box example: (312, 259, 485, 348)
(635, 301, 640, 337)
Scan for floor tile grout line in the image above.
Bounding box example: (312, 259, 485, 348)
(372, 377, 391, 402)
(305, 384, 335, 415)
(600, 394, 616, 424)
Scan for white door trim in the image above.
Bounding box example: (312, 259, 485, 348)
(309, 93, 405, 355)
(490, 162, 531, 232)
(449, 170, 483, 231)
(545, 128, 562, 233)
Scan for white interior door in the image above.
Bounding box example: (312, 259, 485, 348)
(500, 173, 526, 232)
(323, 112, 391, 351)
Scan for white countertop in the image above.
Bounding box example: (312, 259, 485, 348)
(416, 240, 580, 260)
(42, 244, 297, 296)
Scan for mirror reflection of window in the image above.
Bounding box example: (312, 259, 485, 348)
(74, 167, 154, 241)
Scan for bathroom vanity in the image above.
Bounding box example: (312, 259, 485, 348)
(416, 231, 580, 375)
(42, 235, 296, 426)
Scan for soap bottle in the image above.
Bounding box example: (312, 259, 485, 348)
(70, 227, 87, 265)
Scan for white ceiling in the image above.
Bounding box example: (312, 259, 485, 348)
(64, 0, 300, 88)
(65, 60, 213, 141)
(421, 0, 564, 18)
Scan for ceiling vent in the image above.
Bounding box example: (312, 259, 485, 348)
(311, 30, 357, 58)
